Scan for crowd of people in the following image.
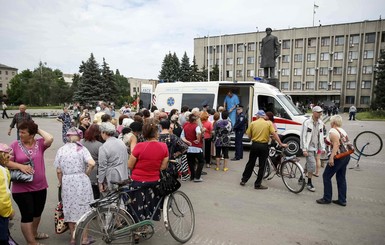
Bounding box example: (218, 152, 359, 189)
(0, 100, 353, 244)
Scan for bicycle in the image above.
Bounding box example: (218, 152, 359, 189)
(349, 131, 383, 169)
(74, 178, 195, 244)
(253, 144, 306, 193)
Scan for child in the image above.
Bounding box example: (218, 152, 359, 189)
(0, 143, 15, 244)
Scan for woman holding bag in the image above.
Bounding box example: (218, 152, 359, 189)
(6, 121, 53, 245)
(316, 115, 351, 206)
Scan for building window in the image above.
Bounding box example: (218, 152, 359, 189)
(306, 68, 315, 75)
(227, 44, 233, 53)
(237, 44, 244, 52)
(332, 81, 342, 89)
(282, 55, 289, 63)
(208, 59, 213, 66)
(294, 54, 302, 62)
(247, 57, 255, 64)
(133, 87, 137, 93)
(258, 69, 264, 77)
(319, 67, 328, 76)
(236, 70, 243, 77)
(258, 56, 261, 64)
(12, 71, 15, 75)
(0, 71, 2, 74)
(365, 33, 375, 43)
(307, 53, 316, 61)
(282, 40, 290, 49)
(319, 81, 328, 89)
(308, 38, 316, 47)
(345, 96, 355, 104)
(347, 66, 357, 75)
(295, 39, 303, 48)
(335, 36, 344, 46)
(382, 32, 385, 42)
(226, 70, 233, 78)
(362, 66, 373, 74)
(334, 52, 344, 60)
(363, 50, 374, 59)
(5, 71, 8, 75)
(349, 35, 360, 45)
(226, 58, 233, 65)
(294, 68, 302, 76)
(360, 96, 370, 104)
(321, 37, 330, 46)
(248, 43, 255, 51)
(216, 46, 222, 53)
(320, 52, 329, 61)
(306, 81, 314, 89)
(361, 80, 371, 89)
(237, 57, 243, 65)
(348, 51, 358, 60)
(293, 81, 301, 89)
(333, 67, 343, 75)
(281, 68, 290, 76)
(347, 81, 356, 89)
(281, 82, 289, 90)
(247, 69, 255, 77)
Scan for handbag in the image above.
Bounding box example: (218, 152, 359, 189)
(159, 170, 181, 196)
(54, 186, 69, 234)
(10, 161, 34, 182)
(10, 140, 36, 182)
(334, 128, 354, 159)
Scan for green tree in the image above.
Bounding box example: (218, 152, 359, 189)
(180, 52, 192, 82)
(201, 64, 208, 81)
(114, 69, 131, 106)
(190, 56, 202, 81)
(158, 52, 181, 82)
(73, 53, 102, 104)
(6, 70, 33, 105)
(372, 50, 385, 110)
(210, 63, 219, 81)
(101, 58, 117, 102)
(170, 52, 181, 81)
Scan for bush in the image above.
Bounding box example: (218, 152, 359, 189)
(356, 110, 385, 120)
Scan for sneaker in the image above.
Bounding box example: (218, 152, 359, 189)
(223, 167, 229, 172)
(193, 178, 203, 182)
(215, 167, 220, 171)
(307, 183, 315, 192)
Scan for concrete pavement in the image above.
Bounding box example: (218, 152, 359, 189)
(2, 112, 385, 245)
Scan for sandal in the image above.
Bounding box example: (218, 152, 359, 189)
(82, 236, 96, 245)
(313, 173, 319, 177)
(35, 232, 49, 240)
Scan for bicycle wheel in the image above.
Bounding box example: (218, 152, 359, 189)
(353, 131, 383, 157)
(75, 207, 136, 245)
(253, 157, 271, 179)
(280, 160, 305, 193)
(166, 191, 195, 243)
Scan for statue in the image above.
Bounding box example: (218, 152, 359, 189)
(261, 27, 280, 78)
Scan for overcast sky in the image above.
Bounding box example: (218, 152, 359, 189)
(0, 0, 384, 79)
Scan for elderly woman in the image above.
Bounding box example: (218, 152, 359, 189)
(317, 115, 351, 206)
(81, 124, 103, 199)
(213, 110, 232, 172)
(6, 121, 53, 245)
(54, 127, 95, 245)
(98, 122, 129, 193)
(128, 119, 169, 225)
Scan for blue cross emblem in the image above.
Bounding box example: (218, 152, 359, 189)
(167, 97, 175, 106)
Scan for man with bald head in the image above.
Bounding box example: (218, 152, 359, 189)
(8, 104, 33, 139)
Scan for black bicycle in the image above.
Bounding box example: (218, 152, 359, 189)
(253, 144, 306, 193)
(349, 131, 383, 169)
(74, 179, 195, 244)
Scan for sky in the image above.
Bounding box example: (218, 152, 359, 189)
(1, 0, 384, 80)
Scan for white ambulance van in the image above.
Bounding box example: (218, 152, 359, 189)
(154, 81, 308, 156)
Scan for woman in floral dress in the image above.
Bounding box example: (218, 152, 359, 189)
(54, 127, 95, 245)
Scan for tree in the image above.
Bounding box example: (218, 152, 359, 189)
(158, 52, 181, 82)
(190, 56, 202, 81)
(210, 63, 219, 81)
(201, 64, 208, 81)
(73, 53, 102, 104)
(372, 50, 385, 110)
(6, 70, 33, 105)
(114, 69, 131, 106)
(101, 58, 118, 102)
(180, 52, 192, 82)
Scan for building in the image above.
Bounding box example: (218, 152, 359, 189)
(128, 77, 157, 97)
(0, 63, 18, 97)
(194, 19, 385, 110)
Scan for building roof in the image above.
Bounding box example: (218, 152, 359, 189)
(0, 63, 18, 70)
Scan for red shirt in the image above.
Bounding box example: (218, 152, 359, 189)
(131, 141, 169, 182)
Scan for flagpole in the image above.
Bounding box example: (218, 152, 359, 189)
(313, 1, 315, 26)
(207, 34, 210, 82)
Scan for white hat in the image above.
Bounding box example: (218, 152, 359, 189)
(312, 106, 323, 112)
(122, 118, 134, 128)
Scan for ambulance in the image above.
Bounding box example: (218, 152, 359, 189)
(154, 81, 308, 156)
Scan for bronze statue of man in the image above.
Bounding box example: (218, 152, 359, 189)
(261, 27, 280, 78)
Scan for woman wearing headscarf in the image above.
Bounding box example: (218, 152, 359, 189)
(54, 127, 95, 245)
